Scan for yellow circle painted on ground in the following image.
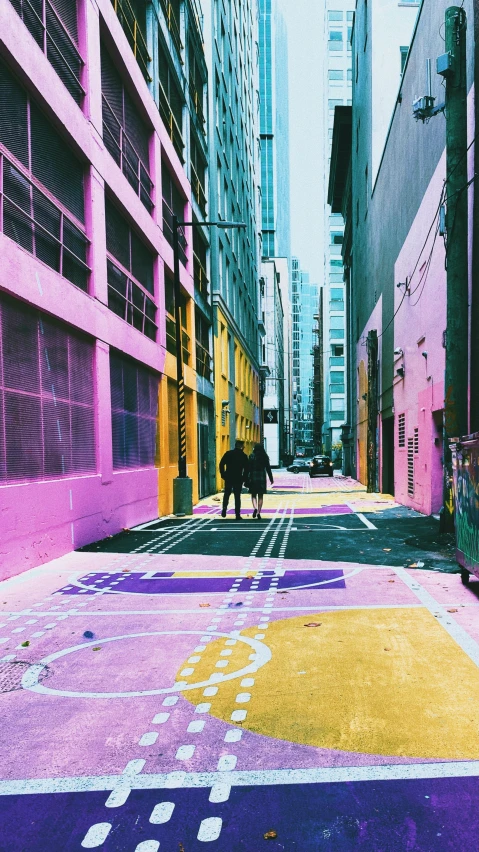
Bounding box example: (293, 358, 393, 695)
(180, 608, 479, 759)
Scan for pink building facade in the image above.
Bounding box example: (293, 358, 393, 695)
(0, 0, 211, 579)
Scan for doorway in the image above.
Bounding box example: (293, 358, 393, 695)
(382, 416, 395, 496)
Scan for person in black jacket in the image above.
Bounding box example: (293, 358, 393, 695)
(219, 440, 249, 520)
(248, 443, 274, 520)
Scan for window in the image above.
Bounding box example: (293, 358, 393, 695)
(0, 61, 88, 288)
(106, 197, 156, 340)
(190, 131, 207, 215)
(330, 259, 343, 269)
(414, 427, 419, 454)
(400, 46, 409, 75)
(195, 310, 212, 380)
(398, 413, 406, 447)
(329, 70, 344, 81)
(408, 438, 414, 495)
(110, 351, 159, 470)
(329, 30, 343, 41)
(0, 294, 95, 482)
(162, 161, 187, 265)
(101, 44, 153, 211)
(332, 344, 344, 357)
(328, 11, 343, 20)
(158, 40, 184, 160)
(8, 0, 84, 103)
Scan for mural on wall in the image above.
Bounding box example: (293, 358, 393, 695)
(453, 440, 479, 571)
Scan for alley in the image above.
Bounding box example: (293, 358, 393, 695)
(0, 473, 478, 850)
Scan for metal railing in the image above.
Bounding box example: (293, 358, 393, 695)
(159, 0, 183, 58)
(189, 76, 206, 129)
(159, 81, 185, 161)
(190, 162, 207, 215)
(9, 0, 85, 103)
(193, 251, 209, 299)
(162, 198, 188, 266)
(110, 0, 151, 82)
(165, 314, 190, 364)
(0, 153, 90, 290)
(102, 95, 154, 211)
(107, 258, 157, 340)
(196, 340, 212, 380)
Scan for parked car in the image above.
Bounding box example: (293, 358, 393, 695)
(309, 455, 334, 477)
(287, 458, 312, 473)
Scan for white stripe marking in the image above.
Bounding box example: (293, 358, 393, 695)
(176, 745, 195, 760)
(152, 713, 170, 725)
(209, 782, 231, 802)
(187, 720, 205, 733)
(81, 823, 112, 848)
(149, 801, 175, 824)
(135, 841, 160, 852)
(198, 817, 223, 842)
(105, 783, 131, 808)
(139, 732, 158, 747)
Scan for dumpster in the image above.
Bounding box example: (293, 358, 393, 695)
(450, 432, 479, 584)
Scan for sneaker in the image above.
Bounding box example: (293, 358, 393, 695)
(257, 513, 262, 520)
(221, 509, 226, 518)
(252, 509, 257, 519)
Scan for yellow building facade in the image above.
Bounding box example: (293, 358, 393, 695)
(214, 308, 260, 491)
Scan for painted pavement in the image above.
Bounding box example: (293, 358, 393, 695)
(0, 484, 479, 850)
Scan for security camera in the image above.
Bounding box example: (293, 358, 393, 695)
(422, 351, 428, 358)
(394, 347, 403, 356)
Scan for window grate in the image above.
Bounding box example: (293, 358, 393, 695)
(414, 427, 419, 454)
(0, 294, 96, 483)
(161, 162, 187, 266)
(398, 413, 405, 448)
(407, 438, 414, 496)
(110, 351, 158, 470)
(8, 0, 84, 103)
(101, 44, 153, 212)
(1, 154, 90, 290)
(0, 61, 85, 222)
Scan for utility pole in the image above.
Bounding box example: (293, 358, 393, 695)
(366, 329, 378, 493)
(442, 6, 468, 529)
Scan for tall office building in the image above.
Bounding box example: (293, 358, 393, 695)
(259, 0, 291, 261)
(292, 258, 318, 449)
(202, 0, 262, 484)
(320, 0, 355, 456)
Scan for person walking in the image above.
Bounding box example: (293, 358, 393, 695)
(219, 440, 250, 520)
(248, 443, 274, 520)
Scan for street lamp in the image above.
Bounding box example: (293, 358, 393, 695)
(172, 216, 246, 516)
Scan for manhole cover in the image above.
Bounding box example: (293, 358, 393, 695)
(0, 661, 51, 694)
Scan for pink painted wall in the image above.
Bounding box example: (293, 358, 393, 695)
(356, 298, 382, 486)
(393, 153, 447, 515)
(0, 0, 194, 579)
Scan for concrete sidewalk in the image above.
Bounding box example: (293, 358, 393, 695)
(1, 477, 478, 849)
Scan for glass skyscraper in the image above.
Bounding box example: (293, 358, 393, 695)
(259, 0, 291, 261)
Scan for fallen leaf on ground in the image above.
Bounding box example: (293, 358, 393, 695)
(383, 548, 392, 552)
(384, 648, 391, 651)
(21, 641, 30, 647)
(447, 608, 458, 613)
(388, 580, 395, 583)
(92, 646, 102, 651)
(122, 569, 130, 573)
(264, 831, 278, 840)
(199, 604, 210, 608)
(304, 623, 322, 627)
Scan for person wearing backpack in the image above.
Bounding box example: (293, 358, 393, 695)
(248, 442, 274, 520)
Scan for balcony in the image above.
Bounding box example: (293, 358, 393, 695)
(8, 0, 85, 103)
(110, 0, 151, 83)
(102, 96, 153, 211)
(159, 81, 185, 161)
(1, 155, 90, 291)
(159, 0, 183, 59)
(196, 340, 212, 381)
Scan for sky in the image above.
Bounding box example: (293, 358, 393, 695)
(281, 0, 325, 284)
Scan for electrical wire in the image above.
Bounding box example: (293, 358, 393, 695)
(409, 223, 440, 307)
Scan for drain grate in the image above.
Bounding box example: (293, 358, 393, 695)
(0, 661, 50, 694)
